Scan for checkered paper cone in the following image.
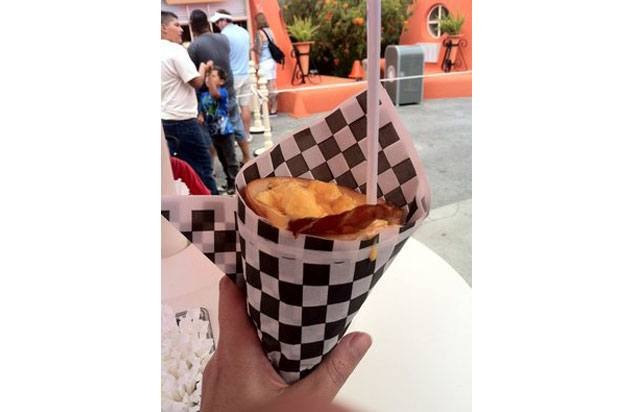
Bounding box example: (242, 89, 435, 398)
(162, 195, 243, 285)
(235, 86, 431, 383)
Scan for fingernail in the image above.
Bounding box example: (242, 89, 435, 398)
(349, 332, 372, 357)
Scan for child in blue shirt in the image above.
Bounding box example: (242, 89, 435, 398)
(197, 63, 239, 194)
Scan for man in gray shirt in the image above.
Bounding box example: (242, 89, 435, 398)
(188, 9, 252, 165)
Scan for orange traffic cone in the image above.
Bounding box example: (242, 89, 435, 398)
(348, 59, 364, 80)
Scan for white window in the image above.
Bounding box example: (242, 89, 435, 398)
(427, 4, 449, 38)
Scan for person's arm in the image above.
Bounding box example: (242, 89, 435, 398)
(174, 46, 206, 89)
(188, 62, 208, 89)
(205, 69, 221, 100)
(252, 30, 263, 55)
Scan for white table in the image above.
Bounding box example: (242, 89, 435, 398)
(162, 235, 470, 412)
(336, 238, 471, 412)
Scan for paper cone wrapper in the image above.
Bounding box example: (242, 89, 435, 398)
(234, 86, 431, 383)
(162, 195, 243, 286)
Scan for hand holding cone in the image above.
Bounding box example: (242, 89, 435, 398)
(199, 276, 372, 410)
(235, 87, 430, 382)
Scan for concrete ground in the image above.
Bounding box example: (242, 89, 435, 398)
(214, 97, 472, 285)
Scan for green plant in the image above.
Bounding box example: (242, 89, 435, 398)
(280, 0, 320, 25)
(315, 0, 367, 74)
(381, 0, 413, 54)
(280, 0, 412, 77)
(439, 13, 465, 36)
(287, 16, 319, 42)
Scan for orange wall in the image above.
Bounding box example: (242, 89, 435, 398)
(249, 0, 296, 88)
(400, 0, 472, 69)
(246, 0, 473, 86)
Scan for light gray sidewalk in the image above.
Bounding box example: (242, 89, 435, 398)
(413, 199, 471, 285)
(218, 97, 472, 285)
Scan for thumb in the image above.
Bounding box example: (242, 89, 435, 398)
(288, 332, 372, 401)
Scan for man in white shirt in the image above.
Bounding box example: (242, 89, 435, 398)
(211, 10, 253, 158)
(161, 10, 218, 194)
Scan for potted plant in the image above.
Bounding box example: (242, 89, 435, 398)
(439, 13, 465, 66)
(287, 16, 319, 76)
(281, 0, 411, 78)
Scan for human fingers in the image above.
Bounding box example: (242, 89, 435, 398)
(287, 332, 372, 401)
(216, 277, 282, 373)
(211, 277, 288, 395)
(216, 276, 256, 345)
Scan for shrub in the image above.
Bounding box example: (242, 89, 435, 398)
(280, 0, 412, 77)
(287, 16, 319, 42)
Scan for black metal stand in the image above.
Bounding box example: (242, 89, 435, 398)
(441, 37, 468, 72)
(291, 46, 320, 85)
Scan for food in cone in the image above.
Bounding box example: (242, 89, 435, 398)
(244, 177, 403, 239)
(232, 87, 430, 383)
(237, 174, 415, 383)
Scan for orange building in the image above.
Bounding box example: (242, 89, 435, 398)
(161, 0, 471, 116)
(400, 0, 472, 99)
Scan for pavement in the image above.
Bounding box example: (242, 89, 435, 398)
(214, 97, 472, 285)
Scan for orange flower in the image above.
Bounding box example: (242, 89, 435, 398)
(325, 12, 333, 22)
(353, 17, 365, 26)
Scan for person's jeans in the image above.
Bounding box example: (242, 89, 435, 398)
(161, 118, 218, 195)
(212, 133, 239, 191)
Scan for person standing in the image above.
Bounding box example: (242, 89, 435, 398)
(210, 10, 253, 161)
(161, 11, 218, 194)
(253, 12, 278, 115)
(197, 64, 238, 195)
(187, 9, 251, 168)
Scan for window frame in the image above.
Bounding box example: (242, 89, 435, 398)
(427, 4, 450, 39)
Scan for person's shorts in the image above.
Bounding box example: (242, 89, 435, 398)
(228, 95, 247, 142)
(258, 58, 277, 81)
(234, 75, 252, 107)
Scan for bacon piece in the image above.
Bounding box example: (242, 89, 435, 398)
(288, 204, 403, 237)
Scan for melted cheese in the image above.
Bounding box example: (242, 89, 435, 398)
(255, 180, 363, 219)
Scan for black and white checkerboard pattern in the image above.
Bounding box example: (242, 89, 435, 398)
(234, 85, 431, 382)
(239, 219, 415, 382)
(161, 195, 243, 285)
(235, 86, 431, 230)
